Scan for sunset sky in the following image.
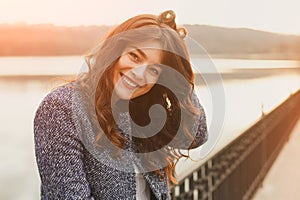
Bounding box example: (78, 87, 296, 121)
(0, 0, 299, 35)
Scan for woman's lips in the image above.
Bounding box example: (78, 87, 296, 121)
(120, 73, 140, 90)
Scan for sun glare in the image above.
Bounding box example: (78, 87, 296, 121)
(0, 0, 300, 34)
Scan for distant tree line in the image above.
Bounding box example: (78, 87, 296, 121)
(0, 24, 111, 56)
(0, 24, 299, 59)
(184, 25, 300, 59)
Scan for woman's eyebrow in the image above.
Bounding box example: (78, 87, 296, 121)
(129, 46, 148, 59)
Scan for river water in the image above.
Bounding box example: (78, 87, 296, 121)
(0, 56, 299, 199)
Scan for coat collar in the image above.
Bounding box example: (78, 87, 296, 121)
(73, 89, 170, 199)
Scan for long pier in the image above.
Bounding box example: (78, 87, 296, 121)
(171, 89, 300, 200)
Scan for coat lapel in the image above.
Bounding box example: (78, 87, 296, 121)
(117, 111, 170, 199)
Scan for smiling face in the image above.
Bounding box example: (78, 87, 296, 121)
(113, 41, 163, 100)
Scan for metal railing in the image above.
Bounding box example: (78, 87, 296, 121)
(171, 89, 300, 200)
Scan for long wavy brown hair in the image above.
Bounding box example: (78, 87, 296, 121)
(77, 10, 202, 184)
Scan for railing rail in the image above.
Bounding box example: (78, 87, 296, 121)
(171, 89, 300, 200)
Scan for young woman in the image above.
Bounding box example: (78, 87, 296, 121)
(34, 10, 207, 200)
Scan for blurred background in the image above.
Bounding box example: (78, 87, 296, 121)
(0, 0, 300, 199)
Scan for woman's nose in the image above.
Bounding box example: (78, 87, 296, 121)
(131, 65, 147, 80)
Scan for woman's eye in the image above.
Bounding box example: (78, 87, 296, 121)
(129, 52, 140, 62)
(149, 67, 160, 76)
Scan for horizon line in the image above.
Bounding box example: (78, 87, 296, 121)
(0, 22, 299, 36)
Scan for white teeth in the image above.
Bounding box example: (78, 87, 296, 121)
(123, 76, 138, 87)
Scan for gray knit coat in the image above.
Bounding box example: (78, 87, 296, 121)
(33, 83, 207, 200)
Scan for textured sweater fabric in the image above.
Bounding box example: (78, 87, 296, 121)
(33, 83, 207, 200)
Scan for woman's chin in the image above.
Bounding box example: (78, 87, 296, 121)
(114, 89, 135, 100)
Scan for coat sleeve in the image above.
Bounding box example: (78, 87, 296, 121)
(33, 92, 95, 199)
(188, 90, 208, 149)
